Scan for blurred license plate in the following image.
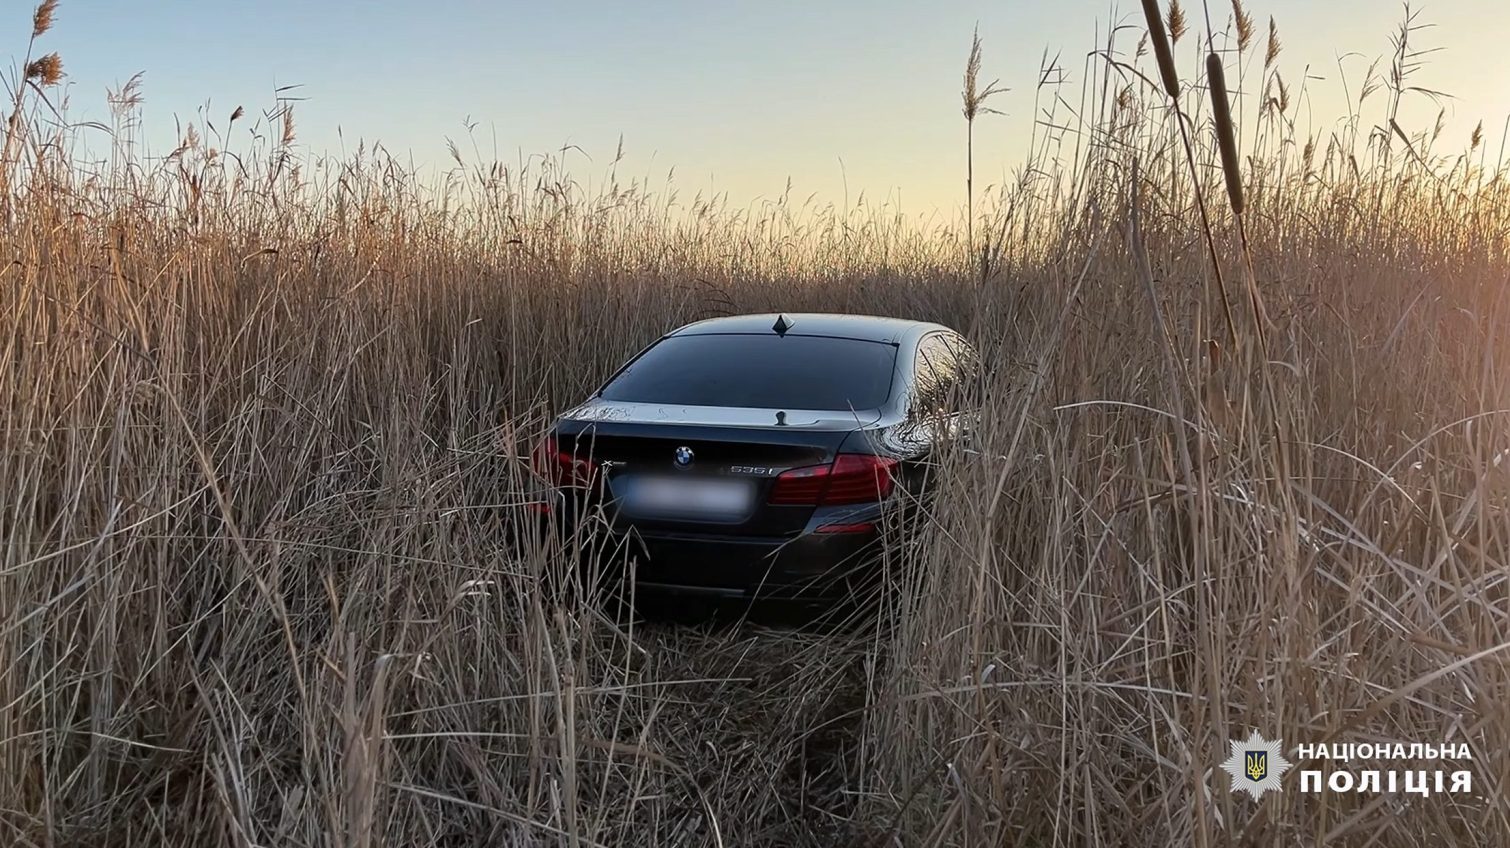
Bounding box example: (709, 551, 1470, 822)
(623, 476, 752, 517)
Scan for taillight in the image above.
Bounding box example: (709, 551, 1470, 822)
(823, 454, 899, 503)
(768, 454, 897, 506)
(767, 463, 829, 505)
(531, 435, 598, 487)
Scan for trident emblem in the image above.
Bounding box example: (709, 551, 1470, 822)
(1245, 751, 1268, 782)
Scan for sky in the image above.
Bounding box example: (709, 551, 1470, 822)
(23, 0, 1510, 219)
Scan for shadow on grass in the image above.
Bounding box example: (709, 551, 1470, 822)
(622, 589, 884, 636)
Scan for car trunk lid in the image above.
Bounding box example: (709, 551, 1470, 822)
(555, 400, 869, 536)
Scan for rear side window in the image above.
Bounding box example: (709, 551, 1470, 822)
(913, 332, 978, 415)
(600, 334, 898, 410)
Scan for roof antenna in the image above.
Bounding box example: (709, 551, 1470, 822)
(772, 314, 792, 336)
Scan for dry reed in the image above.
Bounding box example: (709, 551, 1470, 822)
(1, 2, 1508, 847)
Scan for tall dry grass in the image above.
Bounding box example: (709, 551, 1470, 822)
(3, 1, 1509, 845)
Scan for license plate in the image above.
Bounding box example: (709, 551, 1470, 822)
(620, 476, 753, 518)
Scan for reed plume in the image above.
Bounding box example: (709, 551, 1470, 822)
(1232, 0, 1255, 51)
(32, 0, 56, 38)
(24, 52, 62, 85)
(961, 25, 1006, 255)
(3, 2, 63, 207)
(1168, 0, 1187, 44)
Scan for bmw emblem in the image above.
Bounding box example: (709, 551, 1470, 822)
(674, 446, 695, 467)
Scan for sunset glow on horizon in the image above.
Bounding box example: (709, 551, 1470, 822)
(33, 0, 1510, 217)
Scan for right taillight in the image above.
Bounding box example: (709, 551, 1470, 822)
(768, 454, 897, 506)
(531, 435, 598, 487)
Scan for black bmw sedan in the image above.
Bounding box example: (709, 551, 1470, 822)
(531, 313, 977, 601)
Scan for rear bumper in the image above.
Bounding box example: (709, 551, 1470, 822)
(529, 494, 883, 600)
(624, 527, 880, 599)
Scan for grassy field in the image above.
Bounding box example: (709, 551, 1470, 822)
(4, 1, 1510, 845)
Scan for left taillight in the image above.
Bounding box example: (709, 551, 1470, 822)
(531, 435, 598, 487)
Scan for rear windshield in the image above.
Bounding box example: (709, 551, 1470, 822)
(600, 334, 898, 410)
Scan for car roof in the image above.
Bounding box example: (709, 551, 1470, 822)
(669, 312, 953, 345)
